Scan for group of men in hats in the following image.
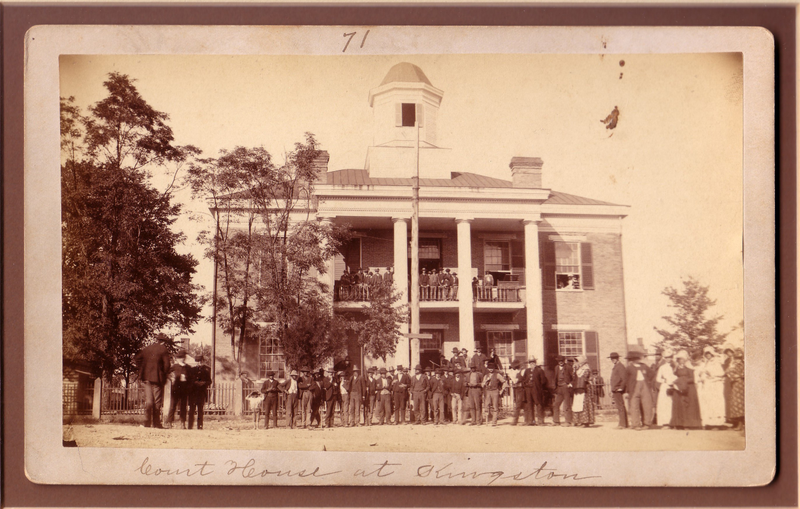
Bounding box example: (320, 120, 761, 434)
(337, 266, 393, 301)
(418, 267, 459, 301)
(135, 334, 212, 430)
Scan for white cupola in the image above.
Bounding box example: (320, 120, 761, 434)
(365, 63, 452, 179)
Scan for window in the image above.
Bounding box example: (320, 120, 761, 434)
(487, 331, 513, 357)
(558, 331, 584, 358)
(419, 331, 442, 351)
(544, 241, 594, 290)
(259, 334, 285, 380)
(408, 238, 441, 260)
(555, 242, 581, 289)
(484, 241, 510, 272)
(401, 103, 416, 126)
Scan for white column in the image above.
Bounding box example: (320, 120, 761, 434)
(524, 219, 544, 362)
(393, 217, 410, 368)
(456, 219, 475, 352)
(318, 216, 336, 304)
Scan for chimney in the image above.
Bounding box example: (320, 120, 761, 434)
(509, 157, 543, 188)
(312, 150, 330, 185)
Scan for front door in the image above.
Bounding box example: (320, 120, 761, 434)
(419, 330, 443, 370)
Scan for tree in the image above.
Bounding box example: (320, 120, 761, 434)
(186, 135, 352, 374)
(61, 73, 202, 383)
(347, 283, 408, 362)
(653, 277, 728, 358)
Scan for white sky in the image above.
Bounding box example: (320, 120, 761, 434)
(60, 53, 745, 349)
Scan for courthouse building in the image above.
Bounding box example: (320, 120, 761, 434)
(213, 63, 630, 383)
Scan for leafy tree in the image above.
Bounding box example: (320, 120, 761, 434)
(186, 135, 352, 374)
(347, 283, 408, 362)
(653, 277, 728, 358)
(61, 74, 202, 384)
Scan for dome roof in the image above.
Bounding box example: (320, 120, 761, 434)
(380, 63, 433, 86)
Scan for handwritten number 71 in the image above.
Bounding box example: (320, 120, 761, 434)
(343, 30, 369, 52)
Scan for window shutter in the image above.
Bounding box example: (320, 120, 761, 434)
(581, 243, 594, 290)
(416, 103, 424, 127)
(544, 330, 559, 369)
(584, 331, 599, 372)
(543, 241, 556, 290)
(514, 331, 527, 363)
(510, 239, 525, 270)
(395, 103, 403, 127)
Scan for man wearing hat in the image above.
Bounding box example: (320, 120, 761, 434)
(449, 347, 464, 369)
(298, 367, 315, 428)
(322, 368, 339, 428)
(483, 363, 504, 426)
(365, 367, 379, 426)
(166, 349, 192, 429)
(649, 349, 666, 422)
(260, 370, 281, 429)
(348, 366, 367, 426)
(625, 350, 654, 430)
(442, 367, 454, 422)
(409, 364, 429, 424)
(376, 368, 393, 425)
(419, 268, 429, 301)
(428, 369, 446, 425)
(188, 353, 212, 430)
(280, 370, 301, 429)
(383, 266, 394, 286)
(466, 364, 484, 425)
(392, 366, 410, 424)
(521, 357, 547, 425)
(134, 333, 172, 428)
(551, 355, 574, 426)
(608, 352, 628, 428)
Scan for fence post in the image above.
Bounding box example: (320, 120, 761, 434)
(92, 378, 102, 419)
(163, 379, 173, 423)
(234, 378, 243, 416)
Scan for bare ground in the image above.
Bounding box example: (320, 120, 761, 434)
(64, 414, 745, 453)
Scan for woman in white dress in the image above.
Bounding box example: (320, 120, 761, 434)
(696, 345, 727, 428)
(655, 349, 677, 427)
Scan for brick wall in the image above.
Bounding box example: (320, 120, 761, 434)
(539, 231, 628, 380)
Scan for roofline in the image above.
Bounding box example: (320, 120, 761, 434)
(368, 82, 445, 107)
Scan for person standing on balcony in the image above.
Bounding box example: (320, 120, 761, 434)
(188, 353, 211, 430)
(134, 333, 172, 428)
(483, 272, 495, 301)
(383, 266, 393, 287)
(450, 272, 459, 301)
(441, 269, 452, 300)
(419, 268, 429, 301)
(339, 267, 352, 301)
(428, 269, 440, 301)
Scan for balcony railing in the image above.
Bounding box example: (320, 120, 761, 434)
(474, 286, 521, 303)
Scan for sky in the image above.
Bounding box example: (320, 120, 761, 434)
(60, 52, 745, 349)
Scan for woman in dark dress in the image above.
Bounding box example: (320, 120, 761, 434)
(669, 350, 702, 429)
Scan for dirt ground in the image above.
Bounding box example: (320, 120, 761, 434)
(64, 413, 745, 453)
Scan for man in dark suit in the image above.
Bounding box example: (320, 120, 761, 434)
(322, 368, 339, 428)
(134, 334, 172, 428)
(392, 365, 410, 425)
(470, 347, 488, 375)
(409, 364, 429, 424)
(166, 349, 192, 429)
(429, 369, 446, 425)
(365, 367, 378, 426)
(348, 367, 367, 426)
(260, 371, 281, 429)
(524, 357, 548, 425)
(309, 369, 324, 428)
(609, 352, 628, 428)
(626, 351, 654, 430)
(551, 355, 574, 426)
(466, 364, 484, 425)
(298, 368, 315, 428)
(188, 353, 211, 430)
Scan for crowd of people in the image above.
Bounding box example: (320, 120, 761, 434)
(609, 345, 745, 431)
(253, 346, 606, 430)
(335, 266, 393, 301)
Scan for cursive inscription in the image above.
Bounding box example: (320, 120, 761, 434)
(416, 461, 601, 485)
(225, 459, 341, 479)
(136, 456, 214, 477)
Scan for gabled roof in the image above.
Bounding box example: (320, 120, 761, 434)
(325, 169, 621, 206)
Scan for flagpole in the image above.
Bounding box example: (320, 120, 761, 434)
(410, 108, 421, 369)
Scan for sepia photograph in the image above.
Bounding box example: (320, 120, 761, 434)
(25, 25, 775, 486)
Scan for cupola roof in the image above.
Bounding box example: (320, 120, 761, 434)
(380, 62, 433, 86)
